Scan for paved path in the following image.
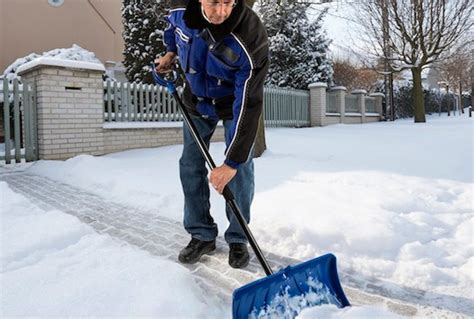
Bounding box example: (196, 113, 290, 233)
(1, 169, 471, 318)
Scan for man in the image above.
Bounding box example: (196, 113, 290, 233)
(155, 0, 268, 269)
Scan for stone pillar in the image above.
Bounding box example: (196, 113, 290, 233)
(370, 92, 385, 118)
(308, 82, 327, 127)
(331, 86, 347, 123)
(352, 89, 367, 123)
(18, 60, 106, 160)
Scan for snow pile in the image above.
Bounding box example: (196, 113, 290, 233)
(297, 304, 403, 318)
(0, 182, 225, 318)
(249, 277, 342, 319)
(1, 44, 105, 102)
(3, 44, 104, 81)
(25, 115, 473, 302)
(2, 113, 472, 317)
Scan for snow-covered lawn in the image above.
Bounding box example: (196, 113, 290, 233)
(1, 113, 472, 317)
(1, 183, 223, 317)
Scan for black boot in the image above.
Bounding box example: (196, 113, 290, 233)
(229, 243, 250, 269)
(178, 238, 216, 264)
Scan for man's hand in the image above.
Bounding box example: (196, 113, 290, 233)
(209, 164, 237, 194)
(154, 52, 177, 73)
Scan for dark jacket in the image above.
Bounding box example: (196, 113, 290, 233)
(164, 0, 269, 168)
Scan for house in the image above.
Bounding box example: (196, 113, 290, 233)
(0, 0, 127, 81)
(397, 67, 442, 90)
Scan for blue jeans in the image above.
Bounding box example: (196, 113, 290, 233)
(179, 115, 254, 244)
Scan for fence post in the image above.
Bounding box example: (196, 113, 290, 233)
(308, 82, 327, 127)
(352, 89, 367, 123)
(370, 92, 384, 120)
(18, 61, 106, 160)
(331, 86, 346, 124)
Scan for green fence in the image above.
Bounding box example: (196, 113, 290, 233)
(263, 86, 310, 128)
(103, 81, 183, 122)
(103, 82, 310, 128)
(1, 78, 38, 164)
(365, 97, 376, 113)
(345, 95, 359, 113)
(327, 92, 338, 113)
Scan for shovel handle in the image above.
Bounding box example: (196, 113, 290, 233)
(169, 89, 273, 276)
(152, 66, 273, 275)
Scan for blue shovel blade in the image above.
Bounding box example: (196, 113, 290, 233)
(232, 253, 350, 318)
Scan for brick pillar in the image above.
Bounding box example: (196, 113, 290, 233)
(308, 82, 327, 127)
(18, 61, 106, 160)
(370, 93, 384, 118)
(331, 86, 346, 123)
(352, 89, 367, 123)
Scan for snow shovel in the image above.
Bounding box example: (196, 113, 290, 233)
(151, 65, 350, 318)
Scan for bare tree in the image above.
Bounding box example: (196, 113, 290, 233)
(355, 0, 473, 122)
(333, 58, 380, 92)
(437, 43, 473, 113)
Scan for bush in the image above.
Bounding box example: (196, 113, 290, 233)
(393, 85, 457, 118)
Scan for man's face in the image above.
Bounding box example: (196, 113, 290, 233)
(199, 0, 236, 25)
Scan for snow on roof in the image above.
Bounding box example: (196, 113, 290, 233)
(4, 44, 105, 79)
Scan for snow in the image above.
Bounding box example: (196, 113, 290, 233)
(103, 121, 223, 129)
(1, 45, 104, 103)
(298, 304, 403, 319)
(16, 57, 105, 75)
(249, 277, 343, 319)
(103, 122, 184, 129)
(3, 44, 104, 80)
(0, 183, 225, 318)
(2, 113, 473, 317)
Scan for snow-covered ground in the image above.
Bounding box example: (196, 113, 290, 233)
(1, 113, 472, 317)
(1, 183, 224, 317)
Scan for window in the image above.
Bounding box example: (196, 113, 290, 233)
(48, 0, 64, 7)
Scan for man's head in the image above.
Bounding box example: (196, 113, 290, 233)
(199, 0, 237, 25)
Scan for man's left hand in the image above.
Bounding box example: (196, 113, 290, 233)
(209, 164, 237, 194)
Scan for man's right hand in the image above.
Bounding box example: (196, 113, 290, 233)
(155, 52, 177, 73)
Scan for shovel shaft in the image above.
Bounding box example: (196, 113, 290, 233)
(172, 91, 273, 276)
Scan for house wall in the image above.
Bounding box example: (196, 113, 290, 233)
(1, 0, 124, 73)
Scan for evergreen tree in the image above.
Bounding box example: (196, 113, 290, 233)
(258, 0, 333, 89)
(122, 0, 168, 83)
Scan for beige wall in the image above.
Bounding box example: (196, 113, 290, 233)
(1, 0, 125, 73)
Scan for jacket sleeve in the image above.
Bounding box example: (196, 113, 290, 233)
(163, 0, 188, 53)
(163, 15, 177, 53)
(224, 39, 269, 169)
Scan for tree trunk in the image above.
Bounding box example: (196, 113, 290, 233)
(245, 0, 266, 158)
(460, 81, 464, 114)
(471, 70, 474, 109)
(254, 114, 266, 157)
(447, 85, 451, 116)
(412, 68, 426, 123)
